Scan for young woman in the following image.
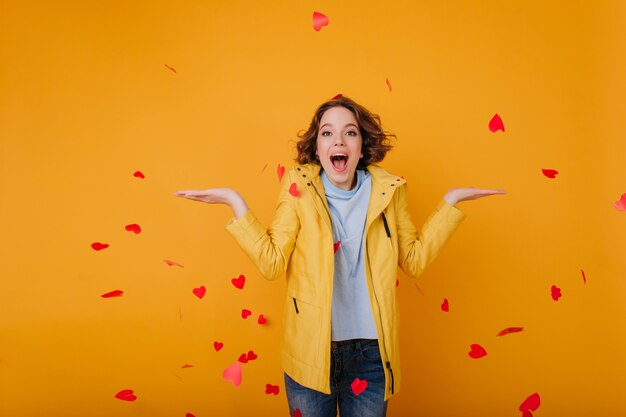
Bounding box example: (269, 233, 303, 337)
(175, 96, 504, 417)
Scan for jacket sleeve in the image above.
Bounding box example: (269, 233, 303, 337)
(395, 184, 466, 278)
(224, 172, 300, 280)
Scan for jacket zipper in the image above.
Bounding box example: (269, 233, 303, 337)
(381, 212, 391, 238)
(380, 211, 394, 393)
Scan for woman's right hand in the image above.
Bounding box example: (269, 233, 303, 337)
(175, 188, 249, 219)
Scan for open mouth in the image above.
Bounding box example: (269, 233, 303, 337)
(330, 154, 348, 171)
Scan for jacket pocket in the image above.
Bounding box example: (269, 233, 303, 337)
(282, 294, 323, 368)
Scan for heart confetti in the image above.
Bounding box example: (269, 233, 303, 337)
(551, 285, 562, 301)
(193, 286, 206, 299)
(185, 413, 195, 417)
(164, 259, 184, 267)
(541, 169, 558, 179)
(247, 350, 258, 361)
(334, 240, 341, 253)
(133, 171, 145, 179)
(293, 410, 302, 417)
(242, 309, 252, 319)
(114, 389, 137, 401)
(181, 364, 194, 368)
(260, 163, 268, 174)
(231, 274, 245, 290)
(395, 279, 399, 288)
(289, 183, 300, 197)
(222, 362, 242, 387)
(386, 78, 392, 92)
(468, 344, 487, 359)
(519, 392, 541, 416)
(213, 341, 224, 352)
(581, 269, 587, 284)
(265, 384, 280, 395)
(351, 378, 368, 396)
(91, 242, 109, 251)
(332, 94, 343, 100)
(277, 164, 285, 182)
(441, 298, 449, 312)
(496, 327, 524, 336)
(101, 290, 123, 298)
(312, 11, 329, 31)
(238, 353, 249, 363)
(614, 193, 626, 211)
(124, 224, 141, 234)
(488, 114, 505, 133)
(164, 64, 177, 73)
(258, 314, 267, 325)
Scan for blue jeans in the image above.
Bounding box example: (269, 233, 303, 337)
(284, 339, 388, 417)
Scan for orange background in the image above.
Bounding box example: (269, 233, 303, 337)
(1, 1, 625, 416)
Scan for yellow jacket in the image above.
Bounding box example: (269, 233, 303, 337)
(225, 163, 465, 400)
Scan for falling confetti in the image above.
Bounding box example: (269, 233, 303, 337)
(488, 114, 505, 133)
(192, 286, 206, 299)
(258, 314, 267, 325)
(231, 274, 245, 289)
(386, 78, 392, 92)
(114, 389, 137, 401)
(164, 259, 184, 267)
(164, 64, 176, 73)
(312, 11, 329, 31)
(91, 242, 109, 251)
(289, 183, 300, 197)
(101, 290, 124, 298)
(181, 364, 194, 368)
(242, 309, 252, 319)
(260, 163, 268, 174)
(124, 224, 141, 234)
(277, 164, 285, 182)
(581, 269, 587, 284)
(265, 384, 280, 395)
(238, 353, 249, 363)
(519, 393, 541, 417)
(614, 193, 626, 211)
(496, 327, 524, 337)
(293, 410, 302, 417)
(395, 279, 399, 288)
(133, 171, 145, 179)
(213, 341, 224, 352)
(551, 285, 562, 301)
(541, 169, 558, 179)
(441, 298, 449, 312)
(351, 378, 368, 396)
(332, 93, 343, 100)
(334, 241, 341, 253)
(186, 413, 196, 417)
(222, 362, 242, 387)
(247, 350, 258, 361)
(468, 344, 487, 359)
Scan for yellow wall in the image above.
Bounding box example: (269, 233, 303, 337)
(1, 1, 625, 416)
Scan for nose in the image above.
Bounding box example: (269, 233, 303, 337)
(333, 134, 345, 146)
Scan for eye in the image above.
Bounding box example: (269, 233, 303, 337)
(346, 130, 358, 136)
(321, 131, 331, 136)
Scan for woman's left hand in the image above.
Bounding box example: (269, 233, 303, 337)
(443, 187, 506, 206)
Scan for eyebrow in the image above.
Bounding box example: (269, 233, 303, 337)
(320, 123, 359, 129)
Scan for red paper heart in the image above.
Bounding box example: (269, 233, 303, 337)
(185, 413, 195, 417)
(386, 78, 392, 92)
(114, 389, 137, 401)
(164, 64, 176, 73)
(332, 94, 343, 100)
(124, 224, 141, 234)
(289, 182, 300, 197)
(551, 285, 561, 301)
(441, 298, 449, 312)
(181, 364, 194, 368)
(468, 344, 487, 359)
(222, 362, 242, 387)
(101, 290, 123, 298)
(312, 11, 329, 31)
(333, 240, 341, 253)
(277, 164, 285, 182)
(293, 410, 302, 417)
(614, 193, 626, 211)
(242, 309, 252, 319)
(192, 286, 206, 299)
(488, 113, 505, 132)
(265, 384, 280, 395)
(258, 314, 267, 325)
(350, 377, 368, 396)
(213, 341, 223, 352)
(581, 269, 587, 284)
(91, 242, 109, 251)
(246, 350, 258, 361)
(231, 274, 245, 289)
(496, 327, 524, 336)
(164, 259, 184, 267)
(133, 171, 145, 179)
(541, 169, 558, 179)
(519, 392, 541, 414)
(238, 353, 249, 363)
(395, 279, 399, 288)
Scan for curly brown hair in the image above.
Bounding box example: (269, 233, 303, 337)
(295, 95, 395, 169)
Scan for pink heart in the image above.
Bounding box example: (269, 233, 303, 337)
(265, 384, 280, 395)
(91, 242, 109, 251)
(488, 113, 505, 132)
(114, 389, 137, 401)
(133, 170, 145, 179)
(124, 224, 142, 234)
(541, 169, 558, 179)
(468, 344, 487, 359)
(350, 377, 368, 396)
(289, 182, 300, 197)
(231, 274, 245, 289)
(312, 11, 329, 31)
(192, 286, 206, 299)
(258, 314, 267, 325)
(222, 362, 242, 387)
(277, 164, 285, 182)
(614, 193, 626, 211)
(101, 290, 123, 298)
(441, 298, 449, 312)
(241, 309, 252, 319)
(551, 285, 562, 301)
(213, 341, 223, 352)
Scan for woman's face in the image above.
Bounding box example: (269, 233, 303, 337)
(315, 106, 363, 191)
